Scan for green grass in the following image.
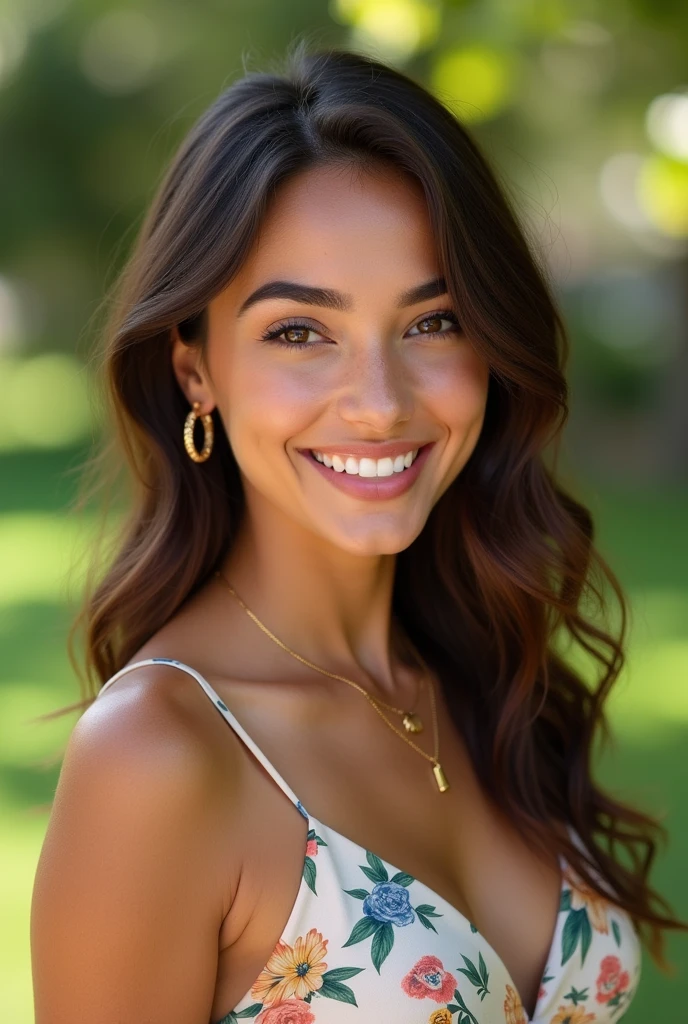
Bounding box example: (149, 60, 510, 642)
(1, 448, 686, 1022)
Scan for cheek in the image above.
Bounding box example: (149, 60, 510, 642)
(222, 352, 325, 456)
(424, 344, 490, 435)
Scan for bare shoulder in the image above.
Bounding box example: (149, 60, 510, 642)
(80, 658, 234, 770)
(30, 660, 244, 1024)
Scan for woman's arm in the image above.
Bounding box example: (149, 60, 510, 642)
(30, 673, 234, 1024)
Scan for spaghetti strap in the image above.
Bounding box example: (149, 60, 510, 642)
(97, 657, 308, 820)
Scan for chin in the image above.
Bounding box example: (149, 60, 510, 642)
(320, 520, 426, 557)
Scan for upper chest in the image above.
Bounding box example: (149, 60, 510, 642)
(208, 674, 563, 1015)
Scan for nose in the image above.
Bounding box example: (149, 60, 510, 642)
(335, 337, 414, 433)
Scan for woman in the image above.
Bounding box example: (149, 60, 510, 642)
(30, 43, 682, 1024)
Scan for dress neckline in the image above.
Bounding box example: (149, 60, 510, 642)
(280, 807, 562, 1024)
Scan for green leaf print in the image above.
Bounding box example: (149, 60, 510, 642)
(564, 985, 589, 1005)
(360, 850, 388, 884)
(321, 966, 365, 982)
(343, 915, 382, 946)
(561, 908, 585, 965)
(456, 952, 490, 1000)
(307, 966, 364, 1007)
(580, 910, 592, 964)
(612, 919, 622, 947)
(318, 978, 360, 1005)
(343, 887, 370, 900)
(303, 855, 317, 895)
(415, 904, 441, 933)
(371, 921, 395, 972)
(560, 889, 572, 912)
(448, 987, 481, 1024)
(389, 870, 414, 886)
(415, 904, 442, 916)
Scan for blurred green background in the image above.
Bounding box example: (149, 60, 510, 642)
(0, 1, 686, 1021)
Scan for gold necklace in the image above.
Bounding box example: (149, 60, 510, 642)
(215, 571, 423, 732)
(213, 570, 449, 793)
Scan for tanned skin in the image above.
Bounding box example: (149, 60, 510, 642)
(31, 163, 561, 1024)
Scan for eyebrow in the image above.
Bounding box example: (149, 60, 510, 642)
(236, 276, 448, 318)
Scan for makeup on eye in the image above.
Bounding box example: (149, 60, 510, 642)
(258, 309, 463, 349)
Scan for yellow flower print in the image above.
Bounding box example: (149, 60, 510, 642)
(428, 1010, 453, 1024)
(564, 868, 609, 935)
(504, 983, 528, 1024)
(251, 928, 328, 1005)
(549, 1006, 596, 1023)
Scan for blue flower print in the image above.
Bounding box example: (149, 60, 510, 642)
(363, 882, 415, 926)
(342, 851, 442, 972)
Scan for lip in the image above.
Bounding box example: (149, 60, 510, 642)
(298, 442, 435, 501)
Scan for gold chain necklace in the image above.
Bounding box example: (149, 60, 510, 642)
(216, 572, 423, 732)
(213, 570, 449, 793)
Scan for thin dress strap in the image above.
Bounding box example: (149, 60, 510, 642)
(96, 657, 309, 820)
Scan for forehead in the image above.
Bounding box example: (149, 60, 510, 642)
(215, 162, 442, 311)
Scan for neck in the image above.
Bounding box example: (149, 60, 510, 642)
(219, 498, 414, 693)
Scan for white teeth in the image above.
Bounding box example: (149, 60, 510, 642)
(311, 448, 420, 476)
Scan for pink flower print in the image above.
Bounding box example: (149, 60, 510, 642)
(401, 955, 457, 1002)
(305, 839, 318, 858)
(256, 999, 316, 1024)
(595, 954, 630, 1004)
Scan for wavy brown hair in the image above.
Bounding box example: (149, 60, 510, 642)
(59, 42, 683, 960)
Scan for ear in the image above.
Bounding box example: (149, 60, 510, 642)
(170, 325, 215, 414)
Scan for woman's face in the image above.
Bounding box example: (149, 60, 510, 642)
(187, 161, 489, 555)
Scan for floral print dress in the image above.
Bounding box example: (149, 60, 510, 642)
(98, 659, 641, 1024)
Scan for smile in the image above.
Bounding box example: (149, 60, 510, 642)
(298, 443, 434, 502)
(310, 449, 419, 477)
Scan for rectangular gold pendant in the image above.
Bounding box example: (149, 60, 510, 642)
(432, 762, 449, 792)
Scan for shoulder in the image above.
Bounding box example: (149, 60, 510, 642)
(69, 658, 243, 808)
(31, 660, 244, 1022)
(35, 658, 251, 936)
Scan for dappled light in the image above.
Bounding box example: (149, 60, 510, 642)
(431, 44, 516, 123)
(0, 354, 92, 451)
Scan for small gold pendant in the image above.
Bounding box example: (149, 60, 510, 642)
(432, 762, 449, 792)
(402, 712, 423, 734)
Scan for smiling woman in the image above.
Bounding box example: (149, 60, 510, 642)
(30, 41, 684, 1024)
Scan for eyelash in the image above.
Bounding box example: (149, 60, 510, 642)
(259, 310, 462, 349)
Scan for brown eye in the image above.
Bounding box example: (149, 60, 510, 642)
(283, 327, 311, 344)
(409, 311, 461, 338)
(417, 315, 444, 334)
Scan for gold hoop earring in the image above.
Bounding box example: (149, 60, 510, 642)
(183, 402, 214, 463)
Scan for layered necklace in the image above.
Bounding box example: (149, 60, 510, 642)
(213, 570, 449, 793)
